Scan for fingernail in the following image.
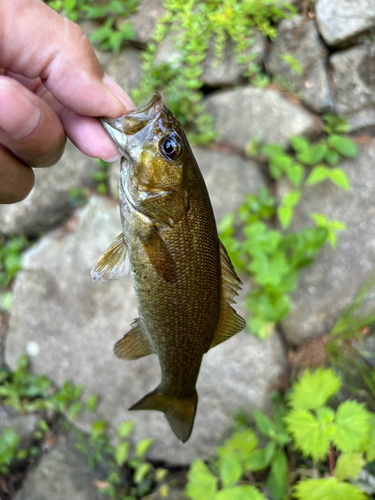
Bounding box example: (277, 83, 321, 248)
(99, 153, 122, 162)
(0, 79, 41, 139)
(103, 74, 137, 113)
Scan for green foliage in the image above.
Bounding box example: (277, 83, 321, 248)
(0, 355, 162, 498)
(45, 0, 138, 52)
(186, 368, 374, 500)
(281, 53, 303, 76)
(219, 187, 329, 337)
(68, 187, 89, 208)
(133, 0, 296, 144)
(0, 236, 29, 288)
(92, 159, 111, 194)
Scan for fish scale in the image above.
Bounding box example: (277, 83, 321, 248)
(91, 93, 246, 442)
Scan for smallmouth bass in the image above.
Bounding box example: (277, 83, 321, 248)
(92, 93, 246, 442)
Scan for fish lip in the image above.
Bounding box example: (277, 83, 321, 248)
(128, 92, 164, 119)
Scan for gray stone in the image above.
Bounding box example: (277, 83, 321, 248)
(330, 44, 375, 131)
(14, 437, 103, 500)
(109, 147, 267, 220)
(316, 0, 375, 47)
(6, 195, 286, 464)
(279, 139, 375, 345)
(126, 0, 166, 45)
(154, 30, 266, 87)
(0, 406, 38, 449)
(0, 141, 96, 238)
(96, 47, 143, 94)
(204, 87, 319, 152)
(267, 16, 332, 112)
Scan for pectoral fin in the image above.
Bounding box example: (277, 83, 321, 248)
(114, 318, 154, 360)
(142, 228, 177, 283)
(210, 241, 246, 348)
(91, 233, 129, 282)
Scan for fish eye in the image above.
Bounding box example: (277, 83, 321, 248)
(160, 135, 181, 161)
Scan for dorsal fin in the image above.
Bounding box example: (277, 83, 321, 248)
(210, 241, 246, 349)
(91, 233, 129, 282)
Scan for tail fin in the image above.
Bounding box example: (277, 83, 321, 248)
(128, 387, 198, 443)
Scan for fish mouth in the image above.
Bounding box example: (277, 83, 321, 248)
(100, 92, 164, 156)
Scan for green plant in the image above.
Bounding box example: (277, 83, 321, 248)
(0, 355, 163, 499)
(68, 186, 89, 208)
(185, 368, 374, 500)
(223, 120, 357, 337)
(45, 0, 138, 52)
(281, 53, 303, 76)
(133, 0, 296, 144)
(92, 159, 112, 194)
(0, 236, 29, 288)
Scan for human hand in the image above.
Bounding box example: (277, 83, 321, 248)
(0, 0, 136, 204)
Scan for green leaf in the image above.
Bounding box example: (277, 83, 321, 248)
(185, 459, 217, 500)
(305, 166, 329, 186)
(215, 485, 267, 500)
(290, 136, 309, 153)
(333, 400, 371, 453)
(365, 415, 375, 461)
(246, 442, 275, 471)
(217, 430, 258, 466)
(267, 449, 288, 500)
(90, 420, 107, 440)
(117, 421, 135, 439)
(325, 148, 340, 165)
(328, 169, 350, 191)
(86, 394, 98, 412)
(284, 409, 330, 461)
(253, 409, 276, 438)
(262, 144, 284, 157)
(327, 135, 357, 157)
(297, 144, 327, 165)
(134, 462, 151, 484)
(286, 164, 304, 187)
(136, 437, 154, 458)
(334, 453, 365, 481)
(219, 455, 243, 487)
(287, 368, 341, 410)
(277, 206, 293, 229)
(115, 441, 130, 466)
(281, 53, 303, 76)
(294, 477, 367, 500)
(282, 190, 300, 207)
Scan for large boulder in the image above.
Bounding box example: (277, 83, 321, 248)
(6, 196, 286, 464)
(279, 139, 375, 345)
(330, 43, 375, 132)
(204, 87, 319, 151)
(267, 16, 332, 113)
(126, 0, 166, 45)
(15, 437, 103, 500)
(316, 0, 375, 47)
(0, 141, 96, 238)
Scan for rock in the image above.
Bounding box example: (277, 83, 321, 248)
(0, 141, 96, 238)
(6, 196, 286, 464)
(14, 437, 103, 500)
(0, 406, 38, 449)
(330, 44, 375, 131)
(267, 16, 332, 113)
(126, 0, 166, 45)
(154, 30, 266, 87)
(109, 147, 267, 220)
(316, 0, 375, 47)
(279, 139, 375, 345)
(204, 87, 319, 151)
(96, 47, 143, 94)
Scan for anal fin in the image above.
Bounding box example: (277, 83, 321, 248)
(211, 240, 246, 348)
(91, 233, 129, 282)
(114, 318, 154, 360)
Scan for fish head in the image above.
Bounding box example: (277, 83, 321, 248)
(101, 93, 190, 200)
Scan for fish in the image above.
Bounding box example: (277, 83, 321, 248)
(91, 93, 246, 443)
